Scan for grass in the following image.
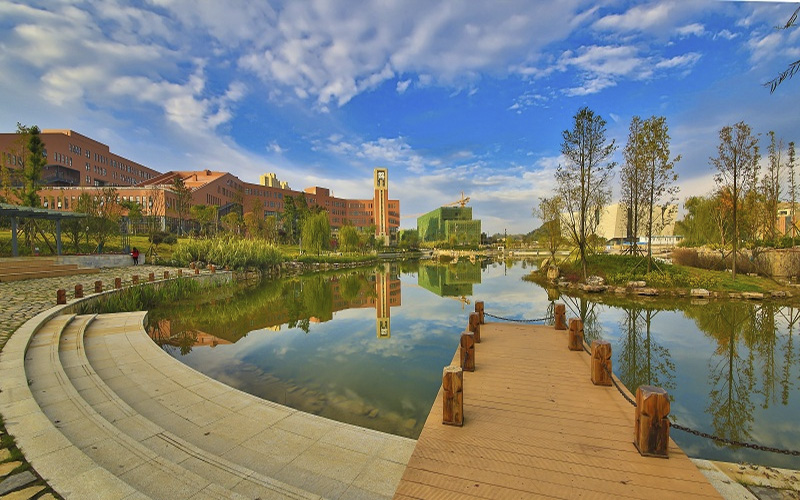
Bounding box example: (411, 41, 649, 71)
(75, 276, 214, 315)
(538, 254, 785, 293)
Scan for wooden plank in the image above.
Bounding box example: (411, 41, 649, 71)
(393, 322, 722, 499)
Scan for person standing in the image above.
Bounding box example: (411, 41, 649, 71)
(131, 247, 139, 265)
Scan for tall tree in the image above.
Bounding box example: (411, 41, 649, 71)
(11, 124, 46, 207)
(621, 116, 649, 254)
(301, 211, 330, 255)
(339, 224, 360, 253)
(531, 196, 564, 261)
(710, 121, 760, 278)
(171, 176, 192, 235)
(787, 141, 797, 240)
(556, 107, 617, 279)
(762, 131, 784, 241)
(641, 116, 680, 272)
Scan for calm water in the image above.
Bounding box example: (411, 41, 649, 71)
(148, 260, 800, 469)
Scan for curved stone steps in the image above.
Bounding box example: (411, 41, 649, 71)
(27, 313, 251, 500)
(84, 313, 415, 500)
(64, 312, 315, 500)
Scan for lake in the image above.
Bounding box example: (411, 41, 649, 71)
(147, 259, 800, 469)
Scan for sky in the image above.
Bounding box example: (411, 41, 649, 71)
(1, 0, 798, 235)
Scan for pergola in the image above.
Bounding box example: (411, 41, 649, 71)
(0, 203, 87, 257)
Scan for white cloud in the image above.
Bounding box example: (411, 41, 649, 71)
(654, 52, 702, 69)
(594, 3, 675, 33)
(396, 79, 411, 94)
(676, 23, 706, 37)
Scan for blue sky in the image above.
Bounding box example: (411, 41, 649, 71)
(1, 1, 798, 234)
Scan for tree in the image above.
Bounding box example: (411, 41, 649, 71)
(120, 199, 143, 236)
(83, 188, 124, 251)
(710, 121, 760, 278)
(761, 131, 784, 241)
(171, 176, 192, 235)
(531, 196, 564, 260)
(397, 228, 419, 250)
(640, 116, 680, 272)
(190, 204, 218, 237)
(339, 224, 360, 253)
(788, 142, 797, 239)
(221, 211, 244, 235)
(765, 5, 800, 93)
(8, 124, 46, 208)
(555, 107, 617, 279)
(301, 211, 330, 255)
(621, 116, 649, 255)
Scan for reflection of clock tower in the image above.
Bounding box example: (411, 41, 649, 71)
(374, 168, 389, 246)
(376, 264, 390, 338)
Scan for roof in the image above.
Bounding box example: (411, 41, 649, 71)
(0, 203, 87, 220)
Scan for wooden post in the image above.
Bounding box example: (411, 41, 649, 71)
(178, 269, 183, 277)
(634, 386, 670, 458)
(475, 301, 485, 324)
(554, 303, 567, 330)
(460, 331, 475, 372)
(114, 278, 122, 289)
(148, 272, 155, 282)
(442, 366, 463, 426)
(74, 284, 83, 299)
(568, 318, 584, 351)
(94, 280, 103, 293)
(591, 340, 612, 386)
(210, 264, 216, 273)
(190, 262, 196, 269)
(468, 313, 481, 343)
(194, 268, 200, 275)
(56, 289, 66, 304)
(164, 271, 170, 279)
(132, 275, 139, 285)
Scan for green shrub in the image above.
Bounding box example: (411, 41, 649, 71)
(172, 236, 284, 271)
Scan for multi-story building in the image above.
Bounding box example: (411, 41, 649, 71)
(417, 206, 481, 245)
(0, 129, 160, 188)
(566, 202, 680, 246)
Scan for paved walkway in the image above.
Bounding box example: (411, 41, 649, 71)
(395, 322, 723, 499)
(0, 265, 199, 500)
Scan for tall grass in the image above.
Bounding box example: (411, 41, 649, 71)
(76, 278, 207, 314)
(171, 236, 284, 270)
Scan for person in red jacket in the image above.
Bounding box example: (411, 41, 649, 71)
(131, 247, 139, 265)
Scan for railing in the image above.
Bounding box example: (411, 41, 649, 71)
(441, 300, 800, 458)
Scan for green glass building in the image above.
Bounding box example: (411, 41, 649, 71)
(417, 207, 481, 245)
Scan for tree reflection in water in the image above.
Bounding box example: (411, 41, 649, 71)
(616, 306, 675, 397)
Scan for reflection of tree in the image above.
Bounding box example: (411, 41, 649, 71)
(780, 307, 799, 406)
(689, 302, 756, 444)
(563, 295, 603, 343)
(617, 306, 675, 395)
(177, 330, 198, 355)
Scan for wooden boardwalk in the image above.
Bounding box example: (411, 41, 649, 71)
(394, 322, 722, 499)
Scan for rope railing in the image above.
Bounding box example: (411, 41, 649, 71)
(487, 306, 800, 458)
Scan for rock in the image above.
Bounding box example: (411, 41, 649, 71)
(771, 291, 788, 298)
(614, 287, 627, 294)
(367, 408, 379, 418)
(691, 299, 710, 306)
(741, 292, 764, 300)
(546, 266, 560, 281)
(586, 275, 605, 286)
(690, 288, 710, 298)
(0, 470, 36, 496)
(580, 284, 607, 293)
(2, 485, 46, 500)
(728, 292, 742, 299)
(0, 461, 22, 478)
(636, 288, 658, 296)
(558, 281, 570, 288)
(0, 449, 11, 462)
(627, 281, 646, 288)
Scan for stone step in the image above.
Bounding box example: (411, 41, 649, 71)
(65, 313, 316, 500)
(27, 314, 252, 500)
(85, 313, 413, 500)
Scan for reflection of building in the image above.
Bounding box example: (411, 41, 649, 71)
(417, 206, 481, 245)
(418, 261, 482, 297)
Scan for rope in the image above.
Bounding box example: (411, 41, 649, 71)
(486, 308, 800, 456)
(484, 312, 551, 323)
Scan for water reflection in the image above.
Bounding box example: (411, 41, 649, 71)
(147, 262, 800, 467)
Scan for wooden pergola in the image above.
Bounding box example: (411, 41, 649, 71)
(0, 203, 87, 257)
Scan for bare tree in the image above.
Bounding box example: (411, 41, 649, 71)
(710, 122, 760, 278)
(556, 107, 617, 280)
(171, 176, 193, 236)
(788, 142, 797, 239)
(763, 131, 783, 240)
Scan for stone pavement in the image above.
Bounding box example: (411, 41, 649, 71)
(0, 265, 187, 500)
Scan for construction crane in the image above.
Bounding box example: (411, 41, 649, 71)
(443, 191, 470, 208)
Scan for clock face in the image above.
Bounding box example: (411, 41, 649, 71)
(378, 171, 385, 180)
